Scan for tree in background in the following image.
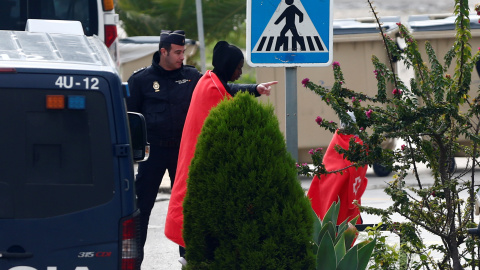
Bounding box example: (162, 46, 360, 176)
(116, 0, 246, 45)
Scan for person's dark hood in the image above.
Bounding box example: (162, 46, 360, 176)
(212, 41, 243, 82)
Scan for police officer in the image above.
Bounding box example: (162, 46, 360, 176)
(126, 30, 272, 264)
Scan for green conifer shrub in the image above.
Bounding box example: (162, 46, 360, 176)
(183, 92, 315, 269)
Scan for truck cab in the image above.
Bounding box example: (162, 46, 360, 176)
(0, 20, 147, 270)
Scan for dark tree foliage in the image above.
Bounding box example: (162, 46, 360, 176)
(116, 0, 246, 45)
(183, 92, 315, 270)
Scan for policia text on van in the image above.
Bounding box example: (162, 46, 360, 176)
(0, 21, 148, 270)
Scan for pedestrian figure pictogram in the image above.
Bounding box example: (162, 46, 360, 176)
(275, 0, 305, 50)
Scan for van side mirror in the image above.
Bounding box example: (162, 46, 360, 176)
(128, 112, 149, 162)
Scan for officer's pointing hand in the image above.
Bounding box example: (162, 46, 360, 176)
(257, 81, 278, 96)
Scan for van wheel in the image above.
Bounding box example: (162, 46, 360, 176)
(373, 163, 392, 177)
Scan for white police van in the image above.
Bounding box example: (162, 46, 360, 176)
(0, 20, 147, 270)
(0, 0, 120, 66)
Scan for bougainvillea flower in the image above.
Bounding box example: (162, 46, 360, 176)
(301, 78, 310, 87)
(365, 109, 373, 118)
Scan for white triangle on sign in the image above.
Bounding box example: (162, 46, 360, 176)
(253, 0, 327, 53)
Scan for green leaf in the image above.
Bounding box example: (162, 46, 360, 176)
(322, 201, 340, 228)
(336, 245, 358, 270)
(317, 231, 337, 270)
(318, 221, 336, 248)
(336, 215, 358, 243)
(336, 220, 349, 244)
(334, 233, 346, 266)
(311, 206, 322, 246)
(343, 222, 359, 249)
(337, 215, 359, 246)
(349, 216, 360, 226)
(357, 239, 377, 270)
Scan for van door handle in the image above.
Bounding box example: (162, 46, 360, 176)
(0, 252, 34, 259)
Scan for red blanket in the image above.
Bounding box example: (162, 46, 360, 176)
(307, 130, 368, 224)
(165, 70, 232, 247)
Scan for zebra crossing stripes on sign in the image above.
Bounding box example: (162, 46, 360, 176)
(254, 35, 326, 52)
(247, 0, 333, 67)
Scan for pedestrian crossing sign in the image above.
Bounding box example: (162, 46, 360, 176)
(247, 0, 333, 67)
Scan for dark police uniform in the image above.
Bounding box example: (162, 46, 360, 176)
(128, 51, 201, 147)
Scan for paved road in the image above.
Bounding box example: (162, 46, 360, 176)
(142, 191, 179, 270)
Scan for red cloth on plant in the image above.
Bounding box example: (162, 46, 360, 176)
(165, 70, 232, 247)
(307, 130, 368, 225)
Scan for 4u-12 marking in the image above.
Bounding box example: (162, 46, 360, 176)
(55, 76, 100, 90)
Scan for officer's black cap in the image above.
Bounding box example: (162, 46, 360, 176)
(160, 30, 185, 46)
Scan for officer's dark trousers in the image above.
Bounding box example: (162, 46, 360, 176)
(135, 144, 179, 264)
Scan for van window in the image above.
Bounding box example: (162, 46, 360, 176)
(0, 0, 99, 37)
(0, 88, 114, 219)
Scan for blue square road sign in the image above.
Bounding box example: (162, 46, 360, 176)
(247, 0, 333, 67)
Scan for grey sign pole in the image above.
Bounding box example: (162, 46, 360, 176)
(195, 0, 206, 73)
(285, 67, 298, 162)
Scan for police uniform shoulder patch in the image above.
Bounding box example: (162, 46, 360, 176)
(132, 66, 147, 75)
(182, 65, 201, 76)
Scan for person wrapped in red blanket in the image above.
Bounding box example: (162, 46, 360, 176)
(164, 68, 231, 248)
(307, 129, 368, 225)
(165, 41, 277, 250)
